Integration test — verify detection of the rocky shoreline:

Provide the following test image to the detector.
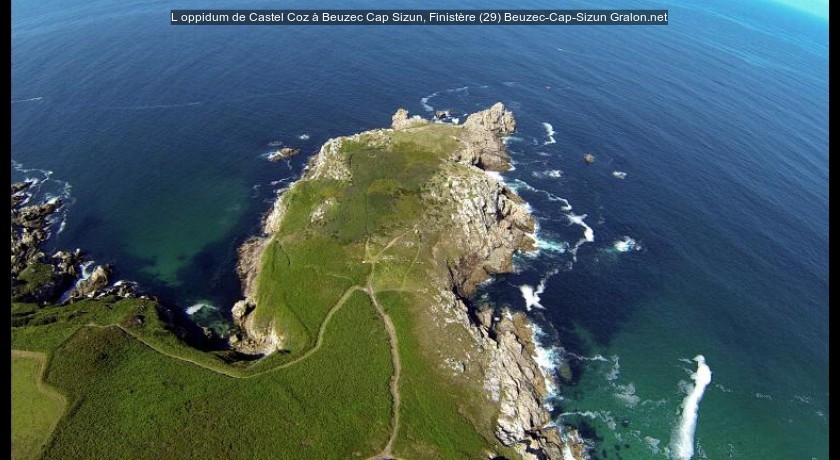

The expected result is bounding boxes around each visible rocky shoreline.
[232,103,587,459]
[11,181,140,304]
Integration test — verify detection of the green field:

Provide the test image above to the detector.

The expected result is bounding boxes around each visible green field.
[12,351,67,460]
[12,121,520,459]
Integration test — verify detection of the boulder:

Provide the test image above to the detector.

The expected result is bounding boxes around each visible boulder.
[268,147,301,162]
[69,264,111,299]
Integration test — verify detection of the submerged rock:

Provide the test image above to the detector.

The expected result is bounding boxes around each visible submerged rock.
[268,147,301,162]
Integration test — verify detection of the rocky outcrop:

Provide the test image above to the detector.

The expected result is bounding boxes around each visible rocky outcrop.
[268,147,301,162]
[11,181,140,304]
[67,264,111,300]
[477,310,587,460]
[430,171,536,298]
[455,102,517,171]
[391,108,426,130]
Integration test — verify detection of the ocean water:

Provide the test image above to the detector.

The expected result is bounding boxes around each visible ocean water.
[12,0,828,458]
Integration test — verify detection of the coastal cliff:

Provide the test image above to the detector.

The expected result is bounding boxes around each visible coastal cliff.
[232,103,586,459]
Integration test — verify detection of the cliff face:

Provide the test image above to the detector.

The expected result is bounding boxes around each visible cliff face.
[232,104,586,459]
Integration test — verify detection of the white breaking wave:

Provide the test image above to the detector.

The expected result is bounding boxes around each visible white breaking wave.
[567,213,595,260]
[79,261,95,280]
[508,179,572,209]
[298,133,310,140]
[613,236,641,252]
[186,302,217,315]
[519,268,559,311]
[567,213,595,243]
[12,161,75,234]
[419,85,473,112]
[536,237,569,254]
[420,96,434,112]
[542,122,556,145]
[520,285,543,310]
[612,171,628,179]
[606,355,621,381]
[531,169,563,180]
[670,355,713,460]
[566,352,610,362]
[528,322,562,401]
[12,96,44,103]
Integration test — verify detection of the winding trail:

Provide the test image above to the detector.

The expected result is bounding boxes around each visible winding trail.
[83,284,365,379]
[365,282,402,460]
[15,232,411,459]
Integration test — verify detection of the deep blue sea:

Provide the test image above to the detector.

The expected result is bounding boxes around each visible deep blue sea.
[12,0,828,458]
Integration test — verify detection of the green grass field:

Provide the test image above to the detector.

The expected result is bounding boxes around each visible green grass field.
[12,351,67,460]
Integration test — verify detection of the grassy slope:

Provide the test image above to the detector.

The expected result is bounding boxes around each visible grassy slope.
[12,352,67,460]
[11,122,518,459]
[13,293,392,459]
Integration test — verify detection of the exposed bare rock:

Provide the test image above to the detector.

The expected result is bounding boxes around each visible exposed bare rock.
[456,102,517,171]
[69,264,111,300]
[268,147,301,162]
[463,102,517,135]
[305,137,352,181]
[232,312,283,356]
[235,237,270,301]
[428,169,536,298]
[391,108,426,130]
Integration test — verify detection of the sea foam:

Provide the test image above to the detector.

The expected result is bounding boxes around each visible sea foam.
[186,302,219,315]
[670,355,712,460]
[542,122,557,145]
[528,322,562,400]
[613,236,641,252]
[519,268,559,311]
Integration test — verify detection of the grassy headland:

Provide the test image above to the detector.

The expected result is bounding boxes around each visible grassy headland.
[12,106,570,459]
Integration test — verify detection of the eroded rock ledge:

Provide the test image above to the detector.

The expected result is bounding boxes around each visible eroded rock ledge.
[232,104,586,459]
[11,181,140,304]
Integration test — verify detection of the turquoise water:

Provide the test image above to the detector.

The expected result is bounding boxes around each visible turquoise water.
[12,0,827,457]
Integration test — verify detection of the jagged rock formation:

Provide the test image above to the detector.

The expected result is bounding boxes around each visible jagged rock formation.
[457,102,517,171]
[67,264,111,300]
[391,107,426,130]
[11,181,139,304]
[268,147,301,162]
